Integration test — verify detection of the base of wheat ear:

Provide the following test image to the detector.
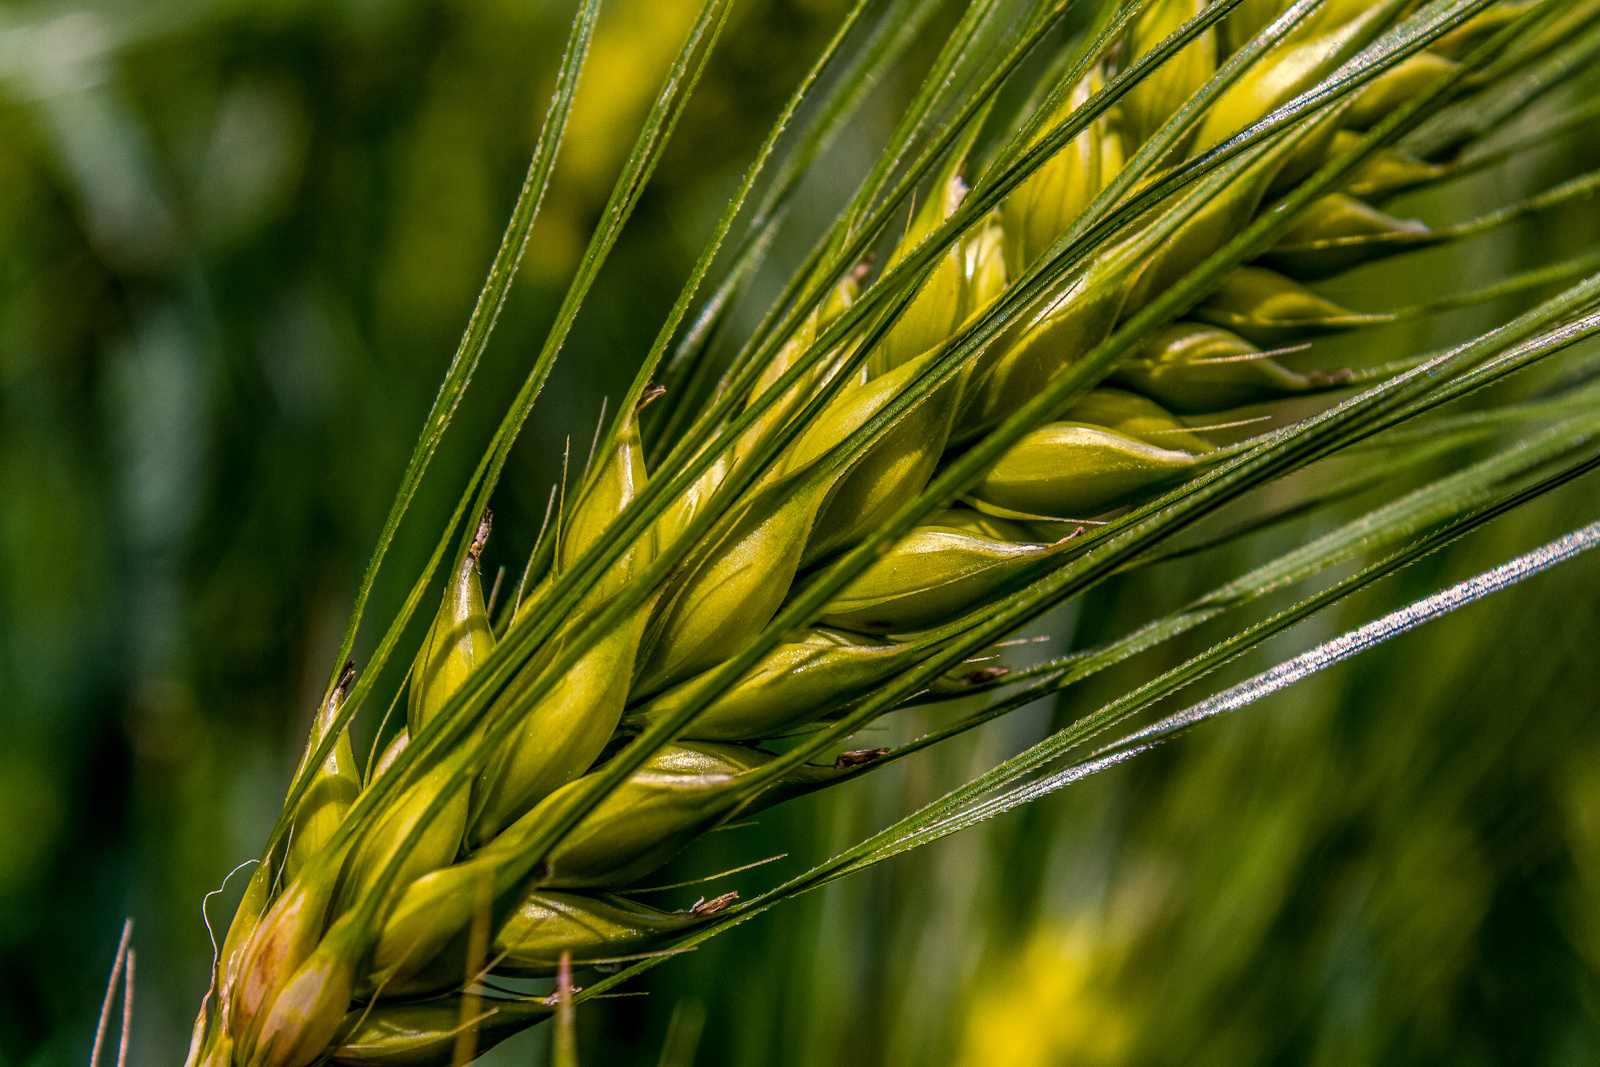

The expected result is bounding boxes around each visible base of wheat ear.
[186,1,1600,1063]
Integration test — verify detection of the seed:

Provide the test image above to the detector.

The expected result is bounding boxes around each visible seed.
[559,412,653,605]
[239,915,361,1067]
[364,864,486,998]
[409,512,495,738]
[873,170,970,376]
[470,414,656,845]
[626,628,906,741]
[468,608,648,847]
[1339,139,1448,201]
[519,742,775,890]
[500,742,852,890]
[1120,0,1216,154]
[1264,193,1430,279]
[1194,265,1386,345]
[283,663,360,885]
[1120,124,1315,318]
[338,515,496,915]
[736,275,862,472]
[337,749,474,918]
[953,264,1127,440]
[798,349,966,564]
[652,449,731,557]
[816,516,1064,634]
[370,729,410,782]
[1111,323,1350,413]
[1058,388,1217,453]
[227,875,339,1058]
[1192,0,1411,152]
[494,889,733,974]
[1000,70,1119,279]
[633,476,819,697]
[214,865,273,1035]
[965,422,1206,521]
[370,885,728,999]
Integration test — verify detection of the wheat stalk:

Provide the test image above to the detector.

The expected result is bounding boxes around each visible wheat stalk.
[177,0,1600,1063]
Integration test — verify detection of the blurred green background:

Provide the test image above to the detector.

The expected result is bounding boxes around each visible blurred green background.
[4,0,1600,1064]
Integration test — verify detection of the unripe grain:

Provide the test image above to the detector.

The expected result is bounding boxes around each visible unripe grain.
[1265,193,1430,279]
[1195,265,1386,344]
[284,664,360,885]
[816,513,1064,634]
[471,414,655,845]
[966,422,1206,520]
[626,628,906,741]
[1111,323,1351,413]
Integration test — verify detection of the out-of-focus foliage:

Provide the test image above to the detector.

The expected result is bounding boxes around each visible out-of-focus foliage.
[7,1,1600,1065]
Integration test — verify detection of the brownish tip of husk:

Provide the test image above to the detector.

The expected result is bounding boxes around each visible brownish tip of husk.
[469,509,494,562]
[691,891,738,917]
[637,383,667,411]
[961,666,1010,687]
[334,661,356,702]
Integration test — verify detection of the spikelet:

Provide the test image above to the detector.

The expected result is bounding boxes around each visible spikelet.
[965,389,1214,520]
[283,664,360,884]
[799,165,993,562]
[514,742,796,890]
[470,411,655,846]
[364,744,862,998]
[369,888,734,998]
[734,270,862,473]
[965,422,1206,520]
[1111,323,1353,413]
[1343,53,1460,129]
[338,512,496,916]
[1264,193,1430,279]
[872,168,971,376]
[791,348,966,563]
[1195,265,1389,344]
[632,475,819,696]
[626,628,902,741]
[1120,0,1216,154]
[1000,70,1121,278]
[408,512,495,737]
[227,875,340,1062]
[952,256,1129,440]
[816,510,1065,634]
[241,914,362,1067]
[1192,0,1412,152]
[558,408,654,604]
[1058,388,1217,453]
[1339,139,1449,200]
